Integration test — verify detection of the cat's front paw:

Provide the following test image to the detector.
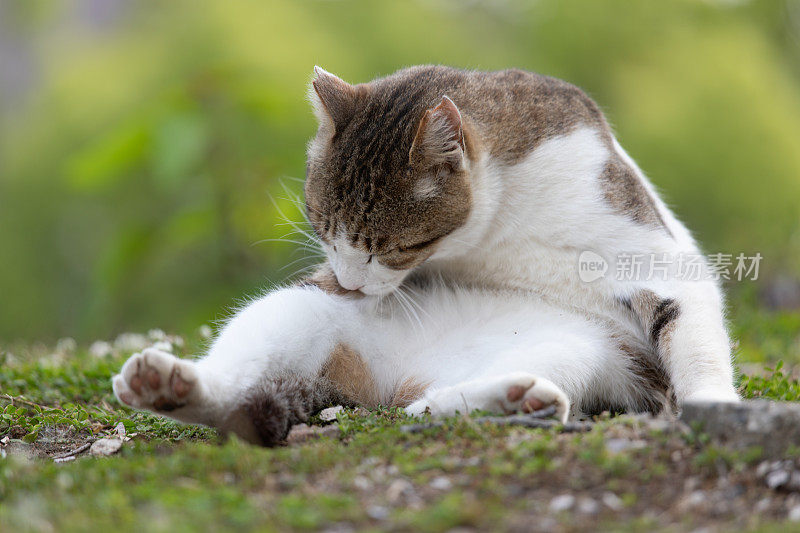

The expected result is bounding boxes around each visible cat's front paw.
[503,375,570,423]
[112,348,198,412]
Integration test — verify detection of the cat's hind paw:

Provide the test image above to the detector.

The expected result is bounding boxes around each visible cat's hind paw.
[502,374,570,423]
[112,348,198,412]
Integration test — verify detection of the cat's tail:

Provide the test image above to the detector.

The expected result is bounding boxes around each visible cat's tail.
[240,373,349,446]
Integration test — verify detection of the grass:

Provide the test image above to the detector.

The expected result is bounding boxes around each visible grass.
[2,303,800,531]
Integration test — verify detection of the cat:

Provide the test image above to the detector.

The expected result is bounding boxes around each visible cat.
[112,66,738,446]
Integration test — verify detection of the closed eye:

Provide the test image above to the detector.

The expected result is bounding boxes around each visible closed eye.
[398,236,441,253]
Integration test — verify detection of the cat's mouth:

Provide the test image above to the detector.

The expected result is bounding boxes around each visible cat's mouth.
[359,282,401,297]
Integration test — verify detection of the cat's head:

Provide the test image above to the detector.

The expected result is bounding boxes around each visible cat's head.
[304,67,472,296]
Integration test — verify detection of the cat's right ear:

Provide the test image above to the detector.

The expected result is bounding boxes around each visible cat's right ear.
[409,95,465,172]
[309,66,358,133]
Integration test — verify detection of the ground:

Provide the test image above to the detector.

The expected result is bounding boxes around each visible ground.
[2,297,800,532]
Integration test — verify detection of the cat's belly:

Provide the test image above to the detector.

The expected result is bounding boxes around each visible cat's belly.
[348,281,650,410]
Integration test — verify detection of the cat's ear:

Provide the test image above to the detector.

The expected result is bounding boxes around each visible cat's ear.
[409,95,465,171]
[309,66,357,133]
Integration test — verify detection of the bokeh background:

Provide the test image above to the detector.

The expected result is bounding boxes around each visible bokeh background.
[1,0,799,344]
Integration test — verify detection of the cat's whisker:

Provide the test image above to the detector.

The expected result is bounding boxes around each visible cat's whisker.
[280,253,323,272]
[287,261,323,281]
[401,288,427,331]
[400,285,431,321]
[394,288,424,335]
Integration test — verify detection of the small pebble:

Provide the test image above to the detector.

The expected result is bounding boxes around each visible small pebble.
[90,438,123,456]
[151,341,173,353]
[605,438,646,454]
[366,505,389,521]
[386,479,414,503]
[577,497,600,515]
[684,491,707,508]
[319,406,344,422]
[755,497,772,513]
[286,424,340,444]
[148,329,166,341]
[89,341,113,358]
[429,476,452,491]
[353,476,371,491]
[549,494,575,512]
[56,338,77,353]
[114,333,149,352]
[766,469,790,490]
[602,492,623,511]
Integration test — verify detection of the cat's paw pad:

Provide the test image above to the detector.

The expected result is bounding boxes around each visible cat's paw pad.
[503,376,570,423]
[112,348,197,412]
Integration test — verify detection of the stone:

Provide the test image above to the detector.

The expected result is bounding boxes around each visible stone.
[366,505,389,521]
[766,469,790,490]
[549,494,575,512]
[4,441,34,459]
[90,438,123,456]
[680,400,800,458]
[89,341,113,358]
[602,492,624,511]
[605,438,646,454]
[386,479,414,503]
[319,406,344,422]
[286,424,340,444]
[429,476,453,491]
[353,476,371,491]
[577,497,600,515]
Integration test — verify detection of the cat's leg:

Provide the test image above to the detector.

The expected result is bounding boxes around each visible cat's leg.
[405,373,570,423]
[112,285,358,444]
[626,280,738,404]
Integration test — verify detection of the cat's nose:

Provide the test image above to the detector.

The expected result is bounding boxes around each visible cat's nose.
[337,278,364,291]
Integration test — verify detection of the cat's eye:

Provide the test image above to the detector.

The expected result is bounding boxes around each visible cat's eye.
[333,245,337,252]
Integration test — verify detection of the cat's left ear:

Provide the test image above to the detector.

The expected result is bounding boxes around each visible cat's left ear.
[409,95,465,171]
[309,66,358,133]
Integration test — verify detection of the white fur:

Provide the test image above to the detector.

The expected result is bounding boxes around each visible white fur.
[113,124,738,441]
[425,127,737,402]
[114,282,655,437]
[325,126,736,401]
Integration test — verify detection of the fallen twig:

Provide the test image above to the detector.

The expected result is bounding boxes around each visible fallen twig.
[51,442,92,460]
[0,393,56,411]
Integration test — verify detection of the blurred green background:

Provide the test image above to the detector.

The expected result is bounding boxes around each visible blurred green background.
[1,0,799,343]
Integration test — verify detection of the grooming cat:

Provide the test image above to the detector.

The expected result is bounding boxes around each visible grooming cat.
[112,66,738,445]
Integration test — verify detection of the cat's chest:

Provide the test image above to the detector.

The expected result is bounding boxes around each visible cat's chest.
[423,242,611,314]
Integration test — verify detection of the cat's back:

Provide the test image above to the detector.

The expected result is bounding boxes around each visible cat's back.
[368,65,610,163]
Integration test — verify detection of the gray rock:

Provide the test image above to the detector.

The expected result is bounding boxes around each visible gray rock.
[3,441,35,459]
[386,479,414,503]
[549,494,575,512]
[429,476,453,491]
[602,492,624,511]
[767,469,790,490]
[90,438,122,456]
[319,405,344,422]
[286,423,340,444]
[680,400,800,458]
[605,438,647,454]
[366,505,389,521]
[577,497,600,515]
